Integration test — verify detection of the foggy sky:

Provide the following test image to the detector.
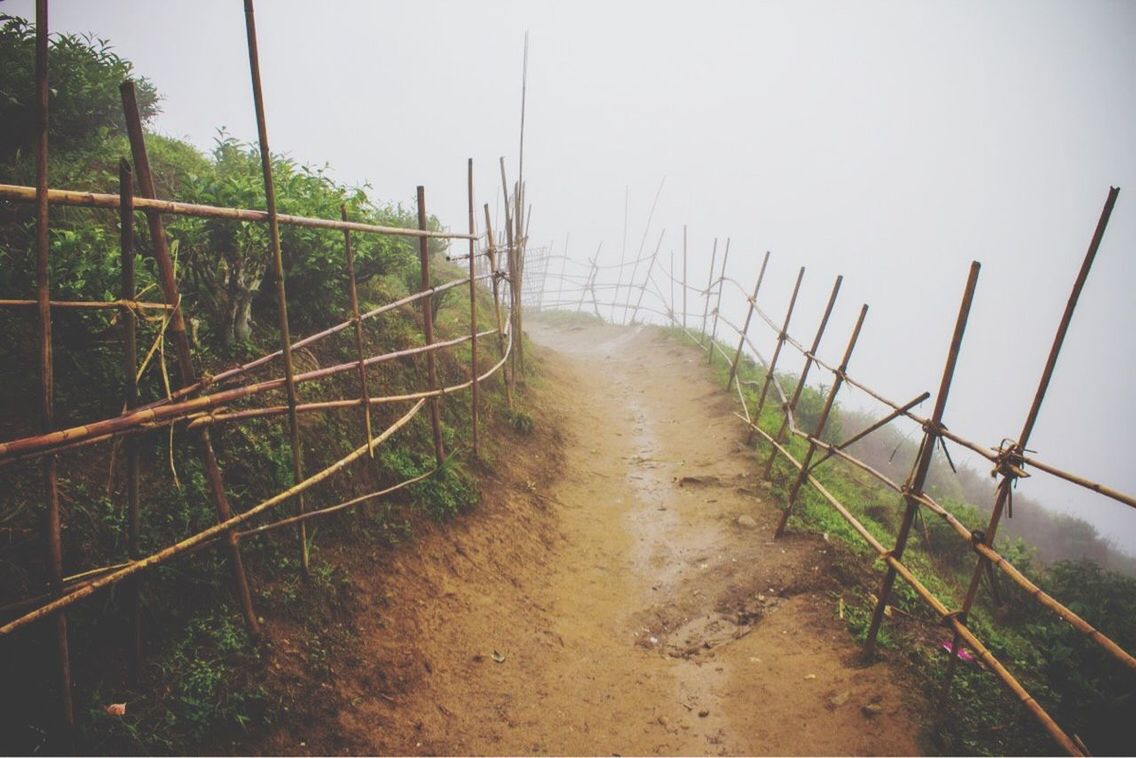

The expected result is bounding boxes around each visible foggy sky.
[7,0,1135,554]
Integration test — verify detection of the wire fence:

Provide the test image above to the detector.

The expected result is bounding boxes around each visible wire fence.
[0,0,532,738]
[533,200,1131,755]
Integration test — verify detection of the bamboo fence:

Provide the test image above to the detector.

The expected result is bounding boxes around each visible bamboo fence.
[0,0,532,739]
[534,190,1131,756]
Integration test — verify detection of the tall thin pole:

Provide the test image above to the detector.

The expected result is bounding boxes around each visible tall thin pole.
[35,0,75,732]
[748,267,805,443]
[699,238,718,343]
[623,177,666,324]
[726,252,771,391]
[682,225,688,328]
[630,229,666,325]
[244,0,308,574]
[614,185,629,321]
[120,81,259,637]
[418,186,446,466]
[482,204,512,408]
[556,232,569,310]
[707,238,731,363]
[468,159,479,458]
[341,206,373,457]
[863,262,980,658]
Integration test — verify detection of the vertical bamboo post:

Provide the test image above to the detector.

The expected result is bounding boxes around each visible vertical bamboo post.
[417,186,446,466]
[556,233,569,311]
[863,262,981,659]
[120,81,259,637]
[707,238,731,364]
[669,249,676,323]
[587,254,603,318]
[726,251,771,391]
[748,266,805,444]
[773,304,868,539]
[35,0,75,732]
[623,177,666,325]
[682,225,688,328]
[498,159,519,378]
[482,204,512,408]
[614,185,629,322]
[244,0,309,574]
[699,239,718,344]
[119,159,143,681]
[763,275,842,479]
[943,187,1120,691]
[629,229,666,325]
[340,205,373,457]
[467,159,479,458]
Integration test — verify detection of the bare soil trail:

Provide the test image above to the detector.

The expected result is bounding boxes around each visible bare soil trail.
[262,319,925,755]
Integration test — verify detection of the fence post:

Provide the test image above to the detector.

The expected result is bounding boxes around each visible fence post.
[118,159,144,682]
[629,229,666,325]
[707,238,730,364]
[417,186,446,467]
[699,238,718,344]
[120,81,260,638]
[467,159,479,458]
[763,275,842,479]
[34,1,75,733]
[774,304,867,539]
[244,0,310,574]
[614,185,628,322]
[726,251,771,391]
[340,206,373,457]
[682,225,688,329]
[943,187,1120,691]
[481,204,512,409]
[863,262,980,659]
[556,233,569,312]
[747,267,805,444]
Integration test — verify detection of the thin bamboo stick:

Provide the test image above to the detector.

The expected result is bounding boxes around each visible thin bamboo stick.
[244,0,308,574]
[614,185,628,322]
[726,251,771,391]
[864,261,980,659]
[774,304,867,538]
[629,230,666,324]
[417,186,446,466]
[682,225,687,328]
[34,0,75,732]
[120,80,259,636]
[341,205,373,458]
[0,299,173,311]
[482,204,512,408]
[762,275,842,478]
[468,159,479,458]
[749,267,805,444]
[699,239,718,344]
[0,183,476,240]
[706,238,730,363]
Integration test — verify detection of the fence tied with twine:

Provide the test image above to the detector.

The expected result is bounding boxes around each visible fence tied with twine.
[534,198,1131,755]
[0,0,534,740]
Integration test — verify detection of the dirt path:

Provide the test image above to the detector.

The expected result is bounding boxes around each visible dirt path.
[270,320,925,755]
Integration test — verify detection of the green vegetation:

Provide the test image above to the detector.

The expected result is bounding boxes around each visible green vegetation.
[0,17,532,754]
[668,327,1136,756]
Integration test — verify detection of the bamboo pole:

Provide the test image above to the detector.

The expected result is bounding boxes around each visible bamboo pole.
[629,229,666,324]
[748,266,805,444]
[726,251,771,391]
[774,304,867,539]
[762,275,842,478]
[34,0,75,732]
[0,299,172,310]
[417,186,446,466]
[120,80,259,637]
[498,159,519,379]
[576,249,599,314]
[944,187,1120,692]
[669,249,675,321]
[623,177,666,324]
[614,185,629,322]
[864,261,980,659]
[341,206,373,458]
[556,233,569,311]
[482,204,512,408]
[0,183,475,240]
[244,0,309,574]
[468,159,479,458]
[706,238,730,363]
[118,159,143,681]
[682,225,688,328]
[699,239,718,344]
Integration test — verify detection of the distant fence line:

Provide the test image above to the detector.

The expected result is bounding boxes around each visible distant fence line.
[534,193,1130,755]
[0,0,532,740]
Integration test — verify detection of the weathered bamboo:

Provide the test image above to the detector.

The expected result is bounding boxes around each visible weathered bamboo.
[808,392,930,472]
[864,262,980,659]
[748,266,805,444]
[120,80,259,636]
[774,304,867,539]
[0,298,172,311]
[669,249,676,321]
[244,0,309,574]
[499,158,519,380]
[468,159,479,458]
[0,400,428,636]
[482,204,512,408]
[0,183,475,240]
[944,187,1120,692]
[699,239,718,344]
[34,0,75,731]
[762,275,842,478]
[417,186,446,466]
[706,238,730,364]
[623,177,666,324]
[629,230,666,324]
[341,205,373,458]
[576,250,600,314]
[614,185,629,322]
[118,159,143,681]
[682,225,688,328]
[726,251,771,391]
[556,233,569,312]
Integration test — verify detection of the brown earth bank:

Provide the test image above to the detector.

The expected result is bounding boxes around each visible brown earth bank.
[252,318,928,756]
